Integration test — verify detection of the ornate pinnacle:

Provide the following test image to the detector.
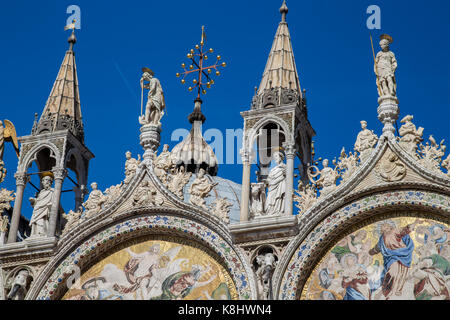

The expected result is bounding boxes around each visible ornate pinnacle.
[280,0,289,22]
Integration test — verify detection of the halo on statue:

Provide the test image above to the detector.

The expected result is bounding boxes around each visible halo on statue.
[142,67,154,76]
[39,171,54,179]
[380,34,393,44]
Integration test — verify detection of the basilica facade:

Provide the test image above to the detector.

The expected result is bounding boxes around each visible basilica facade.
[0,1,449,301]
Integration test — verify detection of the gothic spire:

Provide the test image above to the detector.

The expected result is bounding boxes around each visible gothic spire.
[253,0,303,109]
[34,30,84,142]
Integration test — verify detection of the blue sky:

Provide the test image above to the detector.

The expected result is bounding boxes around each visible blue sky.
[1,0,449,219]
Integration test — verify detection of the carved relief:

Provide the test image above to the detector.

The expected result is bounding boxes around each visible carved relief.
[189,168,217,209]
[132,180,157,207]
[211,198,232,224]
[167,164,192,200]
[375,151,406,182]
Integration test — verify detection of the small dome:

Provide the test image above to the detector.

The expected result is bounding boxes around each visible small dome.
[183,173,241,223]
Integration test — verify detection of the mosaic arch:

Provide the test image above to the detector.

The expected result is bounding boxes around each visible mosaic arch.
[277,190,450,300]
[63,236,238,300]
[34,215,253,300]
[301,216,450,300]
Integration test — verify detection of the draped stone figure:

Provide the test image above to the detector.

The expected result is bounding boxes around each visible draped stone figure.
[124,151,141,184]
[139,68,166,126]
[168,164,192,200]
[29,175,55,238]
[354,121,378,162]
[315,159,339,196]
[83,182,107,217]
[189,168,217,209]
[399,115,424,157]
[7,270,31,300]
[375,35,398,97]
[265,152,286,215]
[154,144,173,185]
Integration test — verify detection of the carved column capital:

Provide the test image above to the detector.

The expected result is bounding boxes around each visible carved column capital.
[52,167,68,180]
[283,143,296,159]
[14,172,28,186]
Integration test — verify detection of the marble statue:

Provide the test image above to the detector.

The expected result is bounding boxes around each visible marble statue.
[139,68,166,126]
[189,168,217,209]
[255,253,277,300]
[374,34,397,97]
[354,121,378,162]
[7,270,30,300]
[265,152,286,215]
[0,214,9,245]
[29,174,55,238]
[154,144,173,185]
[124,151,141,184]
[399,115,424,157]
[250,182,266,217]
[336,148,359,183]
[314,159,339,196]
[103,183,124,208]
[376,152,407,182]
[168,164,192,200]
[83,182,107,218]
[132,180,157,207]
[211,198,232,224]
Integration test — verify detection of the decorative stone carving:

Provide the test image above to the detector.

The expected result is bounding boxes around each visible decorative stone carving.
[335,148,359,183]
[62,209,82,234]
[442,154,450,177]
[189,168,217,209]
[211,198,232,224]
[294,181,317,215]
[399,115,423,157]
[374,34,397,98]
[309,159,339,197]
[265,151,286,215]
[0,188,14,212]
[83,182,107,218]
[29,174,55,238]
[375,151,407,182]
[418,136,447,174]
[255,253,277,300]
[139,68,165,126]
[0,160,6,184]
[7,269,32,300]
[0,214,9,245]
[250,182,266,218]
[103,183,123,208]
[124,151,141,185]
[153,144,173,185]
[168,164,192,200]
[0,119,20,163]
[354,121,378,162]
[132,180,157,207]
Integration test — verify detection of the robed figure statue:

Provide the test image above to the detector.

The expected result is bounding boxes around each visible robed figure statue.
[265,152,286,215]
[29,174,55,237]
[139,68,166,126]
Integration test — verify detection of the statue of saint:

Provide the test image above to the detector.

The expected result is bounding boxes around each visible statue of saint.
[154,144,173,184]
[315,159,339,196]
[265,152,286,215]
[375,34,397,97]
[139,68,166,126]
[399,115,424,156]
[83,182,106,217]
[29,174,55,238]
[189,168,217,209]
[250,182,266,217]
[124,151,141,184]
[354,121,378,161]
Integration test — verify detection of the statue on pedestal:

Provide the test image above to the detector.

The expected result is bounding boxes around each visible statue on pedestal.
[265,152,286,215]
[399,115,423,157]
[124,151,141,184]
[83,182,106,218]
[354,121,378,162]
[29,173,55,238]
[374,34,397,98]
[189,168,217,209]
[139,68,166,126]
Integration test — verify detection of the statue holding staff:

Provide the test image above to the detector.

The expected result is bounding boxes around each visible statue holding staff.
[373,34,398,98]
[139,68,166,126]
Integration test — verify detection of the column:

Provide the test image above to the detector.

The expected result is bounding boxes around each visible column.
[284,143,296,216]
[7,173,27,243]
[239,149,251,222]
[47,167,67,237]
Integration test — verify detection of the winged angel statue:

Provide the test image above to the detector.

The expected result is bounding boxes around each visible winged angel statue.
[0,119,20,183]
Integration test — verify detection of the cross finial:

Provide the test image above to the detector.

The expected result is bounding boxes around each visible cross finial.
[280,0,288,22]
